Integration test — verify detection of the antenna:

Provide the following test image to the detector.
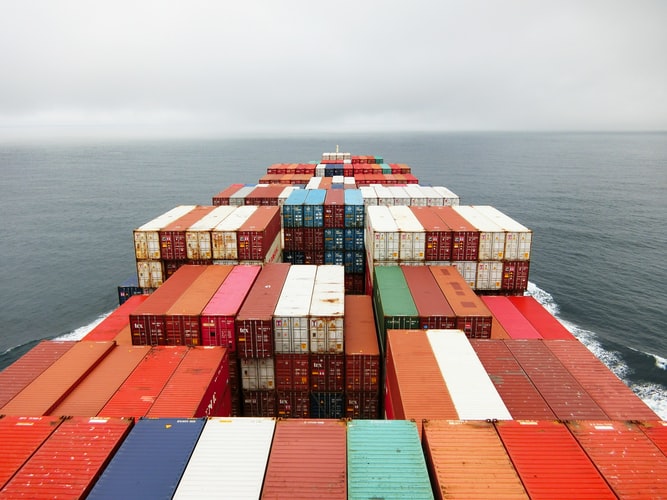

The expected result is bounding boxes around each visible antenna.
[336,144,339,153]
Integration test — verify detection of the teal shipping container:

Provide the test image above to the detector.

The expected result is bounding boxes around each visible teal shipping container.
[372,266,419,353]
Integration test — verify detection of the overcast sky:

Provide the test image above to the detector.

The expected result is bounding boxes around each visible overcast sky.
[1,0,665,139]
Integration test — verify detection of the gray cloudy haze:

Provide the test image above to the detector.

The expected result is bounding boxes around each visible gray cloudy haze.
[1,0,666,139]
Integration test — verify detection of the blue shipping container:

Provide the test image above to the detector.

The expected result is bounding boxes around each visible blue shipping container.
[304,190,326,228]
[283,190,308,228]
[344,190,365,228]
[324,228,345,251]
[310,392,344,418]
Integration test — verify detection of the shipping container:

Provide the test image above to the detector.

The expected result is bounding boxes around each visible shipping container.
[262,419,347,499]
[0,416,63,490]
[422,420,528,500]
[309,391,344,419]
[344,391,380,419]
[470,339,557,420]
[506,296,576,339]
[389,205,425,261]
[50,345,150,417]
[481,296,542,339]
[303,189,326,228]
[309,265,345,354]
[426,329,512,420]
[237,206,281,261]
[84,295,149,342]
[273,265,317,354]
[403,184,427,206]
[474,260,504,290]
[229,185,257,205]
[409,206,452,261]
[433,186,459,205]
[501,260,530,292]
[310,353,345,392]
[276,390,310,418]
[133,205,195,260]
[117,275,146,305]
[244,184,287,205]
[243,390,277,417]
[98,346,188,418]
[159,205,216,261]
[324,189,345,228]
[401,265,456,329]
[173,418,275,499]
[365,205,400,262]
[200,264,261,348]
[495,420,616,499]
[433,206,479,260]
[136,259,165,288]
[1,341,115,416]
[638,420,667,455]
[147,347,230,418]
[373,266,419,352]
[453,205,506,260]
[184,205,236,260]
[87,418,205,500]
[347,420,433,500]
[0,340,75,408]
[211,205,257,260]
[282,189,309,228]
[2,417,132,500]
[235,263,290,358]
[211,183,244,205]
[419,186,446,206]
[344,189,365,228]
[474,205,532,260]
[241,357,275,390]
[566,420,667,498]
[344,295,380,392]
[274,353,310,391]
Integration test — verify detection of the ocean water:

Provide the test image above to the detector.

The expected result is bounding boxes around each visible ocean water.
[1,132,665,418]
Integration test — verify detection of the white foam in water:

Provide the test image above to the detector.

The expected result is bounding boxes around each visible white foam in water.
[54,311,113,342]
[527,282,667,420]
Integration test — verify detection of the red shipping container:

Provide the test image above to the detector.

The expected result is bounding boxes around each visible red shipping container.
[432,206,479,261]
[228,356,241,416]
[165,265,233,346]
[402,265,456,329]
[345,391,380,419]
[409,206,453,261]
[304,227,325,252]
[0,340,75,408]
[274,353,310,391]
[501,260,530,292]
[504,339,609,420]
[0,341,115,416]
[98,346,188,418]
[235,263,290,358]
[159,205,217,260]
[324,189,345,228]
[0,416,63,490]
[50,345,150,417]
[83,295,149,342]
[470,339,556,420]
[244,184,285,206]
[276,390,310,418]
[242,390,277,417]
[212,183,244,205]
[130,265,208,345]
[480,296,542,339]
[344,295,380,392]
[507,296,576,339]
[545,339,659,420]
[147,346,230,418]
[495,420,616,499]
[283,226,304,251]
[567,420,667,498]
[638,421,667,455]
[200,265,261,348]
[237,206,281,261]
[261,419,347,499]
[309,353,345,392]
[0,416,133,499]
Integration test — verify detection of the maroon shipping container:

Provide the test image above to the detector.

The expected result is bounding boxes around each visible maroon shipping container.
[0,341,115,416]
[228,356,241,416]
[159,205,217,260]
[261,419,347,499]
[147,346,230,418]
[309,354,345,392]
[495,420,616,499]
[212,183,244,205]
[409,206,453,261]
[0,416,63,490]
[432,206,479,261]
[304,227,324,252]
[401,265,456,329]
[200,265,261,349]
[235,263,290,358]
[344,295,380,392]
[324,189,345,228]
[470,339,557,420]
[567,420,667,498]
[345,391,380,419]
[165,265,233,346]
[0,340,75,408]
[83,295,149,342]
[274,353,310,391]
[276,390,310,418]
[504,340,609,420]
[507,296,576,339]
[244,184,285,206]
[0,416,133,499]
[480,296,542,339]
[501,260,530,292]
[545,339,659,420]
[242,390,277,417]
[130,265,208,345]
[237,206,281,261]
[283,226,304,251]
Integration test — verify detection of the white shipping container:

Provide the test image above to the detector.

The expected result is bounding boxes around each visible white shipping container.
[211,205,257,260]
[344,176,356,188]
[388,205,425,261]
[433,186,460,206]
[185,205,236,260]
[365,205,400,261]
[475,261,504,290]
[315,164,326,177]
[274,265,317,354]
[359,186,378,206]
[133,205,195,260]
[241,358,275,390]
[372,184,393,206]
[473,205,533,260]
[453,205,506,260]
[403,185,427,206]
[136,260,164,288]
[419,186,445,206]
[388,186,411,206]
[309,266,345,354]
[451,261,478,288]
[173,418,275,499]
[332,175,344,185]
[229,185,256,206]
[305,177,321,190]
[426,329,511,420]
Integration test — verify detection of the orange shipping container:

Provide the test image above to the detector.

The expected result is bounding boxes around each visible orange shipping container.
[344,295,380,392]
[84,294,149,342]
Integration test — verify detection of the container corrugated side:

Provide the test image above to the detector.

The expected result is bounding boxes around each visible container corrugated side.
[388,186,411,206]
[474,205,532,260]
[433,186,459,205]
[211,205,257,260]
[237,206,281,261]
[401,265,456,329]
[495,420,616,499]
[403,184,427,206]
[347,420,433,500]
[453,205,506,260]
[50,345,150,417]
[173,418,275,499]
[0,341,115,416]
[133,205,195,260]
[262,419,347,499]
[422,420,528,500]
[184,205,236,260]
[344,295,380,392]
[309,265,345,353]
[2,417,133,500]
[365,205,399,262]
[426,329,511,420]
[88,418,205,500]
[389,205,425,261]
[0,340,75,408]
[0,416,63,490]
[419,186,445,206]
[373,266,419,353]
[638,421,667,455]
[507,296,575,339]
[84,295,149,342]
[481,296,542,339]
[273,265,317,354]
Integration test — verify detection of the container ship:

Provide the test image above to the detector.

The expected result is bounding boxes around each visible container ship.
[1,151,666,498]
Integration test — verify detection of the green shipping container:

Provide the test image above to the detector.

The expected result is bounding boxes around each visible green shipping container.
[372,266,419,353]
[347,419,434,499]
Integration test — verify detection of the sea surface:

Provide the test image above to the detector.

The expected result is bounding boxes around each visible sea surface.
[1,132,665,418]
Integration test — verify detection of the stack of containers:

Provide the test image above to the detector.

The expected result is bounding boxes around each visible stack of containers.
[282,189,308,263]
[364,205,399,291]
[302,189,326,265]
[211,205,257,264]
[236,206,282,264]
[343,189,366,293]
[389,205,425,264]
[432,206,480,286]
[184,206,237,262]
